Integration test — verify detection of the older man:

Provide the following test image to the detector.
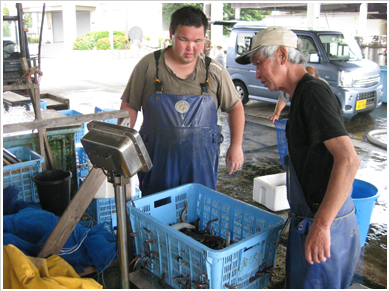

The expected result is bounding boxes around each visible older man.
[236,26,361,289]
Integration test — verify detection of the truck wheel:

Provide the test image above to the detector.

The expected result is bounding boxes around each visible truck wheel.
[234,80,249,105]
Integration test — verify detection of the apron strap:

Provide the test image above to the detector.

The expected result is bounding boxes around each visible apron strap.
[200,56,211,94]
[154,49,163,94]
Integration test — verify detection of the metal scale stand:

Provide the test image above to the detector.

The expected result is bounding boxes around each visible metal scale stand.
[81,121,152,289]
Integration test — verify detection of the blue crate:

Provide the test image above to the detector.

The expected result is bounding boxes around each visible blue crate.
[75,146,89,188]
[94,106,117,124]
[86,188,142,234]
[86,198,117,234]
[27,98,47,110]
[58,109,86,143]
[3,146,45,202]
[127,183,285,289]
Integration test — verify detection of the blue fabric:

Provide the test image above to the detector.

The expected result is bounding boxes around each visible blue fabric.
[3,186,42,215]
[3,187,117,273]
[138,93,222,196]
[285,158,361,289]
[274,119,288,169]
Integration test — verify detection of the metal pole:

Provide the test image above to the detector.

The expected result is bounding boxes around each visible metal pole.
[114,174,130,289]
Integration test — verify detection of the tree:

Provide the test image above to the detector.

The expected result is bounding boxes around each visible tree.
[3,7,11,37]
[24,12,32,28]
[222,3,271,36]
[162,3,203,24]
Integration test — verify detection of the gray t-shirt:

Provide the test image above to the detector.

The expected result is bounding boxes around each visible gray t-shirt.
[121,48,240,112]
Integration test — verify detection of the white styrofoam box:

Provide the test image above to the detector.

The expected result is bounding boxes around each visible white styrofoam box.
[94,175,139,199]
[253,172,290,211]
[94,179,115,199]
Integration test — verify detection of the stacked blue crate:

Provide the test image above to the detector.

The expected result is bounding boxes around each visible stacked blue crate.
[3,146,45,202]
[94,106,118,124]
[87,188,142,234]
[58,109,86,144]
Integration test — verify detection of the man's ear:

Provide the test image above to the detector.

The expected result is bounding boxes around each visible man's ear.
[278,46,288,65]
[169,27,173,39]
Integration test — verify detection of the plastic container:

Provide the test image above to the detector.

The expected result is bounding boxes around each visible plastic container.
[127,183,285,289]
[94,179,115,199]
[33,170,72,217]
[274,119,288,169]
[86,198,117,234]
[3,146,45,202]
[351,179,380,247]
[58,109,86,143]
[27,99,47,111]
[253,173,290,211]
[75,146,89,189]
[94,106,117,124]
[87,188,142,234]
[3,127,79,198]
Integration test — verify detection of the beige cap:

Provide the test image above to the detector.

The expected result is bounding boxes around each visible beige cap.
[235,26,299,65]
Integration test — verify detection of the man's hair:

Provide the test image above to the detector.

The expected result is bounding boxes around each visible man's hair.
[170,6,208,36]
[251,45,307,67]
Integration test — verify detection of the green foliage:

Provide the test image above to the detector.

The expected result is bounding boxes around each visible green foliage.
[96,37,111,50]
[113,36,129,50]
[222,3,270,37]
[114,30,125,36]
[73,35,95,50]
[24,12,32,28]
[3,7,10,36]
[28,37,40,43]
[72,30,129,50]
[162,3,203,24]
[86,31,109,43]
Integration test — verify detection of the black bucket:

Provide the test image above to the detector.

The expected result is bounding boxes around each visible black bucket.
[33,170,72,217]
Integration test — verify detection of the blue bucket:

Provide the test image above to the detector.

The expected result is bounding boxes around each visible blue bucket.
[351,179,380,247]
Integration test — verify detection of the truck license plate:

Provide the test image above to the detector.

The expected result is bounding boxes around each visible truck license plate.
[356,100,367,110]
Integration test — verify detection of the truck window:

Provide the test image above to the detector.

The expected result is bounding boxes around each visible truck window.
[3,20,21,59]
[297,35,319,63]
[236,32,256,55]
[319,34,363,61]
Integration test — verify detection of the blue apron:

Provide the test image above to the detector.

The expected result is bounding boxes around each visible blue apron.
[138,51,223,196]
[285,156,361,289]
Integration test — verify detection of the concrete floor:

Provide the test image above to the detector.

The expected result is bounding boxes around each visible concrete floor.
[25,43,388,289]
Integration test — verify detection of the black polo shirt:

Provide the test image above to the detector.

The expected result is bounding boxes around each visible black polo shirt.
[286,73,347,212]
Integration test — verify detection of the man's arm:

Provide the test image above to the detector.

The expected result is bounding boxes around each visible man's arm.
[268,100,287,123]
[226,101,245,174]
[119,100,138,129]
[304,135,360,264]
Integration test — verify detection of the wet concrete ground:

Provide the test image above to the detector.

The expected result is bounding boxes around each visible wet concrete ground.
[19,43,388,288]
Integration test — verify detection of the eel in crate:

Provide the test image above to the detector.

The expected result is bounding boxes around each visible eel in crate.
[170,201,235,250]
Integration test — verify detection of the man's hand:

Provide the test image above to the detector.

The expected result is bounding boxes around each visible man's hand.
[226,144,243,174]
[268,113,280,123]
[305,222,331,264]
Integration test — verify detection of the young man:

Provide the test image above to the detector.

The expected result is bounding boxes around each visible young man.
[236,26,361,289]
[120,6,244,196]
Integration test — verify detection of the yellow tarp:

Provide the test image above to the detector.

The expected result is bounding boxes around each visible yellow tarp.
[3,244,103,289]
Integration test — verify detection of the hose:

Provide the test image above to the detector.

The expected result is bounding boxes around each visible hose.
[367,129,387,150]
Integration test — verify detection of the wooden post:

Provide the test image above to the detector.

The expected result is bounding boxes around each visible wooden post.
[20,57,55,170]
